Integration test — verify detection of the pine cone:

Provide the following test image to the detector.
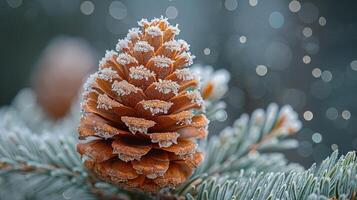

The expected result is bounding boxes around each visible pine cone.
[77,17,208,192]
[34,37,96,119]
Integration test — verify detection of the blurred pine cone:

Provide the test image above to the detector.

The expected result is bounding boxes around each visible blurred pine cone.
[34,37,96,119]
[77,17,208,192]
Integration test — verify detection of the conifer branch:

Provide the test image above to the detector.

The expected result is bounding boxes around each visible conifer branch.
[185,151,357,200]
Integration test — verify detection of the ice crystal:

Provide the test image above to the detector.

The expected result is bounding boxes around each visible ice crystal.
[129,66,155,80]
[116,53,137,66]
[175,68,195,81]
[121,116,156,134]
[99,50,118,67]
[96,94,113,110]
[141,100,173,115]
[112,80,139,96]
[151,55,173,68]
[116,39,130,52]
[154,79,180,95]
[134,41,154,53]
[97,68,120,82]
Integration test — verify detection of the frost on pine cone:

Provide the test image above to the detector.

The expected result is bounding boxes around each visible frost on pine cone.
[77,17,208,192]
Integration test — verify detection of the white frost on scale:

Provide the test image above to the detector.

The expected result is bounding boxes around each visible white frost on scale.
[177,39,190,51]
[112,80,139,96]
[152,55,173,68]
[127,28,142,40]
[129,65,155,80]
[167,24,180,35]
[138,18,149,27]
[134,41,154,53]
[97,68,120,82]
[83,73,99,92]
[116,53,137,66]
[175,68,195,81]
[187,90,204,106]
[96,94,113,111]
[121,116,156,135]
[116,38,130,52]
[175,112,194,125]
[154,79,179,95]
[178,52,195,66]
[141,100,173,115]
[99,50,118,68]
[146,26,163,37]
[94,126,113,139]
[163,40,181,52]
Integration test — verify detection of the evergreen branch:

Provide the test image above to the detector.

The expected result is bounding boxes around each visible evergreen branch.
[195,103,302,175]
[0,118,131,200]
[185,150,357,200]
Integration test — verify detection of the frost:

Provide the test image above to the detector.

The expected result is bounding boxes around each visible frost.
[116,153,139,162]
[133,41,154,53]
[97,68,120,82]
[116,53,137,66]
[146,26,163,37]
[99,50,118,67]
[83,73,98,92]
[175,111,194,125]
[151,55,173,68]
[96,94,113,110]
[179,52,195,66]
[175,68,195,81]
[168,24,180,35]
[154,79,179,95]
[116,38,130,52]
[187,90,204,106]
[138,18,149,27]
[121,116,156,134]
[94,127,113,139]
[127,28,142,40]
[177,39,190,51]
[129,66,155,80]
[112,80,139,96]
[140,100,173,115]
[163,40,181,52]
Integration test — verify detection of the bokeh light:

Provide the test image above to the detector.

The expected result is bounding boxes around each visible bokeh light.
[109,1,127,20]
[342,110,351,120]
[303,55,311,64]
[80,1,95,15]
[269,11,284,29]
[312,68,321,78]
[165,6,178,19]
[351,60,357,71]
[326,107,338,120]
[256,65,267,76]
[203,48,211,55]
[6,0,22,8]
[321,70,332,82]
[312,132,322,143]
[224,0,238,11]
[302,27,312,37]
[289,0,301,13]
[303,111,313,121]
[239,36,247,44]
[318,16,327,26]
[249,0,258,7]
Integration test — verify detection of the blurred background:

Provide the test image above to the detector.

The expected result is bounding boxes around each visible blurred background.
[1,0,356,167]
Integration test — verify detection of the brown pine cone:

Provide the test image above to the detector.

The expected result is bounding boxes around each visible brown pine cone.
[77,17,208,192]
[34,37,96,119]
